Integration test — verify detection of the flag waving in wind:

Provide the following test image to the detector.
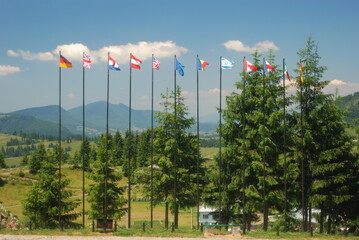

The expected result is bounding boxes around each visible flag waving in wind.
[263,58,275,72]
[284,59,291,81]
[108,56,121,71]
[176,58,185,76]
[244,59,257,72]
[221,57,234,69]
[83,53,91,69]
[152,56,160,70]
[299,59,304,83]
[59,54,72,68]
[131,54,142,69]
[197,58,209,71]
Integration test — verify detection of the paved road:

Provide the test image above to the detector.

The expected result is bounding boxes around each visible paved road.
[0,235,261,240]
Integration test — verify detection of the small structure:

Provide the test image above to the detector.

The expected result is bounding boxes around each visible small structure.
[199,205,217,225]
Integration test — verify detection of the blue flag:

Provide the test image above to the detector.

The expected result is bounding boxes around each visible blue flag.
[176,59,185,76]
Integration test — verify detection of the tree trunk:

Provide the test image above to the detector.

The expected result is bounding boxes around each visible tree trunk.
[327,215,332,234]
[174,203,179,229]
[165,198,169,229]
[263,202,268,231]
[319,207,324,233]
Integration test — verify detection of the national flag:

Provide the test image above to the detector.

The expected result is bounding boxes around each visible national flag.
[221,57,234,69]
[284,59,291,81]
[59,55,72,68]
[197,58,209,71]
[108,56,120,71]
[83,52,91,69]
[263,58,275,72]
[131,54,142,69]
[299,59,304,83]
[175,59,185,76]
[244,59,257,72]
[152,56,160,70]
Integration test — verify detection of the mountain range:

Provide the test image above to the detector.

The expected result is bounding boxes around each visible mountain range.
[2,91,356,138]
[0,101,218,137]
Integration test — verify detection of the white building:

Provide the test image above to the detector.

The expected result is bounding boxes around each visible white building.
[199,205,217,225]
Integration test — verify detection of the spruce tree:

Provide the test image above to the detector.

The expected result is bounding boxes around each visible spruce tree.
[22,146,80,229]
[87,134,127,222]
[135,87,204,228]
[0,152,6,168]
[294,37,359,233]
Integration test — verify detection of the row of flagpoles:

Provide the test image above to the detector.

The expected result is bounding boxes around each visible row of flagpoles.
[58,51,295,230]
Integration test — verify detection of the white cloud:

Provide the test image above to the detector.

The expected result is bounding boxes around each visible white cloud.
[222,40,279,53]
[0,65,21,76]
[8,41,188,64]
[7,49,54,61]
[93,40,188,63]
[53,43,90,62]
[67,93,76,99]
[329,79,346,85]
[324,79,359,96]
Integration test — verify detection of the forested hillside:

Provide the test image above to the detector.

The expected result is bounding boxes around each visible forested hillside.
[335,91,359,124]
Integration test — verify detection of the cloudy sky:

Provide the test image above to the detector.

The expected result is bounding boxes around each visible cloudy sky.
[1,0,358,118]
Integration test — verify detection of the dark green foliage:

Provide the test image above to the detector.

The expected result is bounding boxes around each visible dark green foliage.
[28,144,48,174]
[335,91,359,125]
[0,114,72,137]
[87,134,127,220]
[293,37,359,233]
[135,87,205,227]
[70,138,92,171]
[0,152,6,168]
[22,147,80,229]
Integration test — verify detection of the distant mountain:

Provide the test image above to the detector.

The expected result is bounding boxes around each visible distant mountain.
[0,114,72,137]
[335,91,359,125]
[9,102,162,136]
[11,105,81,133]
[5,101,220,136]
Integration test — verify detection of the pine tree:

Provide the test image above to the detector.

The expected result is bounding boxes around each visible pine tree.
[22,146,80,229]
[87,134,127,221]
[135,87,204,228]
[0,152,6,168]
[294,37,358,232]
[28,143,47,174]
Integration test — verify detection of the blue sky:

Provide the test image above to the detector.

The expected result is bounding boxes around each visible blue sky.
[1,0,358,118]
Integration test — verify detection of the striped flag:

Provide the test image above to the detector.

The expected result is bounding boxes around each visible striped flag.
[221,57,234,69]
[131,54,142,69]
[108,56,121,71]
[197,58,209,71]
[284,59,291,81]
[152,56,160,70]
[83,53,91,69]
[263,58,275,72]
[59,55,72,68]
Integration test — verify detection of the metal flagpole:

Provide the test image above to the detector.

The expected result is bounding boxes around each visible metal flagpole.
[300,59,305,231]
[242,57,246,235]
[173,55,178,228]
[262,58,267,231]
[150,54,154,228]
[219,56,223,224]
[104,52,110,233]
[283,58,288,231]
[196,55,200,229]
[127,53,132,229]
[82,52,86,229]
[58,51,62,230]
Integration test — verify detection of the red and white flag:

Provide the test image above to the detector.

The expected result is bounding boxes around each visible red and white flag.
[244,59,257,72]
[152,56,160,70]
[131,54,142,69]
[83,52,91,69]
